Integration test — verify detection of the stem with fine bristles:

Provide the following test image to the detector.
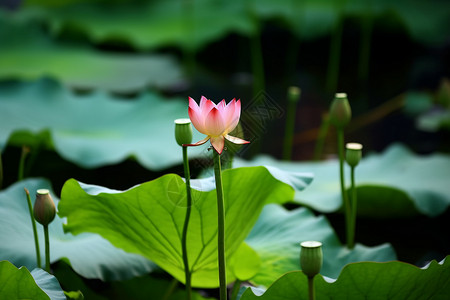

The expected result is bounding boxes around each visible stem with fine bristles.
[181,146,192,300]
[213,151,227,300]
[337,129,351,248]
[44,225,50,273]
[25,188,41,268]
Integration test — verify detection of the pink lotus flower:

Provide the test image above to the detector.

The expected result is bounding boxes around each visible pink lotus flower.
[184,96,249,154]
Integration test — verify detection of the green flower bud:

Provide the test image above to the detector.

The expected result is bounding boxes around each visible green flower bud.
[288,86,301,103]
[34,189,56,226]
[329,93,351,128]
[300,241,323,278]
[174,119,193,146]
[346,143,363,167]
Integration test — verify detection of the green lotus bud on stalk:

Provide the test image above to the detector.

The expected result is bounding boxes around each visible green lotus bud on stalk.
[288,86,301,103]
[346,143,363,167]
[34,189,56,226]
[174,118,193,146]
[329,93,351,128]
[300,241,323,278]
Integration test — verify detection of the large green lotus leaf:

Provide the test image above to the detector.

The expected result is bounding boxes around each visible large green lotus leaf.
[240,256,450,299]
[0,78,205,170]
[0,178,155,281]
[21,0,255,51]
[234,144,450,217]
[250,0,450,44]
[245,204,396,287]
[249,0,339,40]
[58,166,307,288]
[0,14,183,93]
[0,260,64,300]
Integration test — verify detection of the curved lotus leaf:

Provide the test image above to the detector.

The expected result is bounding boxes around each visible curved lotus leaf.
[245,204,396,287]
[253,0,450,45]
[234,144,450,217]
[0,14,183,93]
[21,0,255,51]
[0,260,64,300]
[58,166,310,288]
[0,78,206,170]
[0,178,155,281]
[240,256,450,299]
[30,268,66,300]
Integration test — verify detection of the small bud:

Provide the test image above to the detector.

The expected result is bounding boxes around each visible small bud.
[329,93,351,128]
[300,241,323,278]
[346,143,363,167]
[174,119,193,146]
[288,86,301,103]
[34,189,56,226]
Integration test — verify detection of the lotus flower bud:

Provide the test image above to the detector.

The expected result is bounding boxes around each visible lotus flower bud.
[329,93,351,128]
[174,119,193,146]
[300,241,323,278]
[34,189,56,226]
[346,143,363,167]
[288,86,301,103]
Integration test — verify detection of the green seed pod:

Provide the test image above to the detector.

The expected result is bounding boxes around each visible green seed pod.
[288,86,301,103]
[174,119,193,146]
[346,143,363,167]
[300,241,323,278]
[34,189,56,226]
[329,93,351,128]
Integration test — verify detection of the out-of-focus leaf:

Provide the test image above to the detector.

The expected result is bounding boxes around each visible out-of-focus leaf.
[240,257,450,299]
[21,0,255,51]
[58,166,308,287]
[245,204,396,287]
[417,110,450,132]
[404,92,433,116]
[0,15,183,93]
[235,144,450,217]
[0,178,155,281]
[0,78,206,170]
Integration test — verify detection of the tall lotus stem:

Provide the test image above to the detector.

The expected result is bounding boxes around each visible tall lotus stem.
[329,93,352,248]
[24,188,41,268]
[175,119,193,300]
[346,143,363,249]
[213,151,227,300]
[283,86,301,160]
[34,189,56,273]
[184,96,249,300]
[18,146,30,181]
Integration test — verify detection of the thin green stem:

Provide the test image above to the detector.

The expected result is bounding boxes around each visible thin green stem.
[213,151,227,300]
[358,16,372,83]
[348,166,357,249]
[307,276,315,300]
[18,146,30,181]
[162,278,178,300]
[183,0,196,78]
[326,15,343,92]
[230,279,242,300]
[181,146,192,300]
[313,113,330,161]
[283,100,297,160]
[44,225,50,273]
[25,188,41,268]
[250,30,265,99]
[337,129,351,248]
